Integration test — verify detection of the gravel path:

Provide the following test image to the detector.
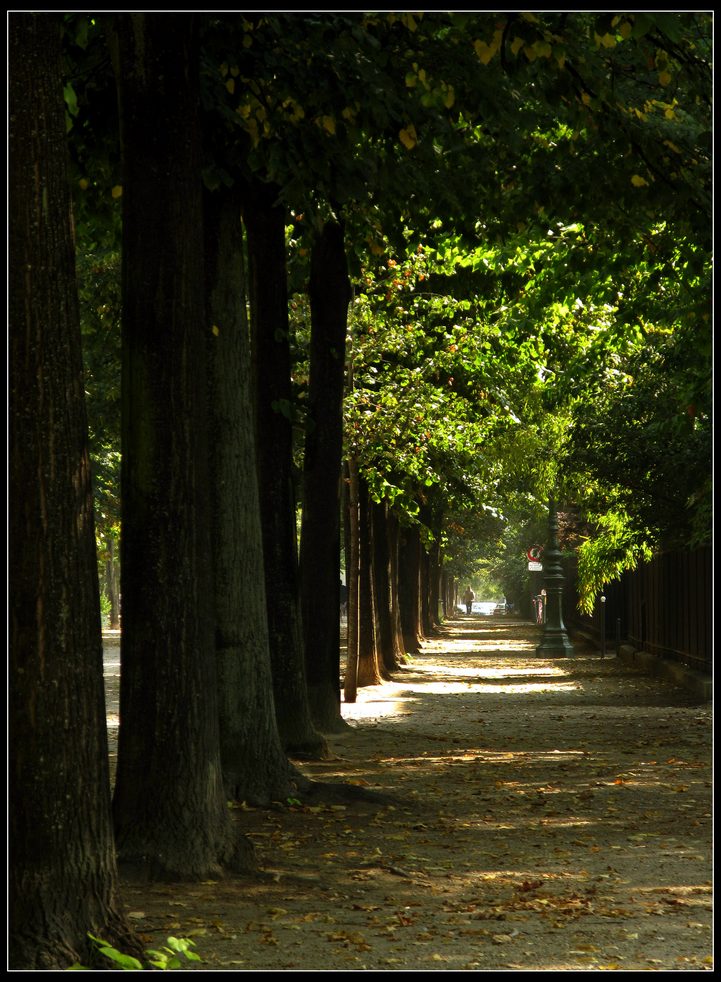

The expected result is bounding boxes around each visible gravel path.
[104,616,713,971]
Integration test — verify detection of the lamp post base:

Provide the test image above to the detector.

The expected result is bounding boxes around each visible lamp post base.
[535,495,575,659]
[536,631,575,658]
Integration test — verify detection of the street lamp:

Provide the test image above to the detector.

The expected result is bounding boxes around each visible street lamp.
[535,495,575,658]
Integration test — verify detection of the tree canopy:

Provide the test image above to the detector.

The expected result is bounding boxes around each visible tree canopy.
[10,10,711,968]
[70,9,711,608]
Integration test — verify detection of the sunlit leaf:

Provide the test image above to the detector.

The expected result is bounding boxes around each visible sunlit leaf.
[399,124,417,150]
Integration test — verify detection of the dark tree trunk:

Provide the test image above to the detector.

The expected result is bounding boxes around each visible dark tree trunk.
[447,574,457,615]
[9,12,139,968]
[300,219,352,732]
[343,456,361,703]
[204,186,300,803]
[387,508,409,663]
[417,503,443,634]
[399,524,424,653]
[243,178,326,758]
[440,568,452,620]
[420,546,432,637]
[111,13,251,878]
[428,539,442,632]
[424,538,441,636]
[357,475,384,687]
[372,499,401,675]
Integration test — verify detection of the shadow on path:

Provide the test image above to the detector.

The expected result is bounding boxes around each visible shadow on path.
[109,616,712,971]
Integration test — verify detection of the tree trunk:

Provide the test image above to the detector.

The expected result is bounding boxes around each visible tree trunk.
[204,186,301,803]
[357,475,384,687]
[428,538,442,632]
[343,456,361,703]
[9,12,139,967]
[243,178,326,758]
[420,546,432,637]
[111,13,251,879]
[424,505,445,631]
[387,508,409,663]
[372,499,401,675]
[106,536,120,629]
[300,219,352,733]
[399,524,423,653]
[440,567,451,620]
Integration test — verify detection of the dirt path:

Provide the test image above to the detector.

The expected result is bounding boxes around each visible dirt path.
[108,616,713,971]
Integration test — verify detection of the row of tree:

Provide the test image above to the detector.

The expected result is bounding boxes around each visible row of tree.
[10,11,710,968]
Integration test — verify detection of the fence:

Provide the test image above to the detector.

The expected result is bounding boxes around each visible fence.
[562,546,711,674]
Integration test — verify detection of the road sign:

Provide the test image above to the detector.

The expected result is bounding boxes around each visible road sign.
[528,561,543,571]
[527,545,543,561]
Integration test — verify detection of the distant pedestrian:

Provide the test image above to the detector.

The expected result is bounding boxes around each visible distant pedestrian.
[462,585,475,615]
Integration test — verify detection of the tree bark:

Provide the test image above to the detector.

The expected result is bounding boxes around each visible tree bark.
[111,13,252,878]
[420,545,432,637]
[428,538,442,632]
[204,186,301,803]
[387,508,409,663]
[424,505,444,632]
[372,499,401,675]
[9,12,139,967]
[399,523,424,653]
[243,178,327,758]
[106,537,120,629]
[440,567,452,620]
[343,456,361,703]
[300,219,352,732]
[356,475,384,687]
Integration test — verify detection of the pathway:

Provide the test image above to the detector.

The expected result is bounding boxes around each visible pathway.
[107,615,713,971]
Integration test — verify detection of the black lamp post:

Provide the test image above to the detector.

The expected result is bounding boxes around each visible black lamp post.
[535,495,574,658]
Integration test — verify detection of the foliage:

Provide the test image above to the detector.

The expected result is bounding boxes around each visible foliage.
[63,14,124,602]
[145,937,202,970]
[575,510,653,615]
[98,589,112,622]
[344,170,709,609]
[76,246,121,612]
[68,933,201,971]
[68,933,143,971]
[62,10,711,613]
[76,251,121,522]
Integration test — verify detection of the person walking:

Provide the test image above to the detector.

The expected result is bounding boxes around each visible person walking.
[462,585,475,615]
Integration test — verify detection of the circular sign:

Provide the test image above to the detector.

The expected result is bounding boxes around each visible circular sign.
[527,545,543,561]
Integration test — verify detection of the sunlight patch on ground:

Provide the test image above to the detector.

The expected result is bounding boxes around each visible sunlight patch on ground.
[635,885,712,902]
[341,693,414,721]
[468,861,594,879]
[373,749,592,768]
[420,638,538,655]
[451,749,590,764]
[341,663,581,719]
[404,680,580,696]
[409,662,568,680]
